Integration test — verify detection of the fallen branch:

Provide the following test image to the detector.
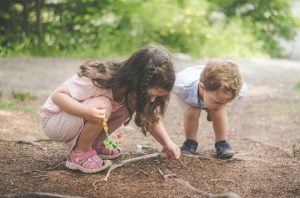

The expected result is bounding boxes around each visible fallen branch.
[158,169,240,198]
[174,177,206,195]
[93,152,164,189]
[185,152,250,161]
[222,156,273,164]
[158,168,204,194]
[233,152,251,158]
[158,169,177,180]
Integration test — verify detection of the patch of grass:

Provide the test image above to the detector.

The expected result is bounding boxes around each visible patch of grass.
[295,81,300,91]
[0,100,38,112]
[11,90,37,101]
[0,91,39,112]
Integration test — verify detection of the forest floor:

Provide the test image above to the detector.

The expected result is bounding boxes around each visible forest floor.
[0,57,300,198]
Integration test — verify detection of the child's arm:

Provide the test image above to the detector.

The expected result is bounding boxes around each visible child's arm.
[51,84,105,122]
[151,120,180,159]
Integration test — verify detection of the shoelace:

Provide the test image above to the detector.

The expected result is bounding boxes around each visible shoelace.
[216,143,230,152]
[190,144,197,152]
[182,143,197,152]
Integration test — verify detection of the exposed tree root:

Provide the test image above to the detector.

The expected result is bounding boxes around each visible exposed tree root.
[93,152,164,189]
[92,152,241,197]
[158,168,240,198]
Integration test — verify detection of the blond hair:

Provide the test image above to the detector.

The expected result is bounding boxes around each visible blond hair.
[200,59,243,99]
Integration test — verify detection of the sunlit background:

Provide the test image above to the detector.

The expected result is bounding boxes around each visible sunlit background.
[0,0,299,58]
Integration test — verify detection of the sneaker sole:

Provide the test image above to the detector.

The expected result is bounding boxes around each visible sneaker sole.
[216,152,235,159]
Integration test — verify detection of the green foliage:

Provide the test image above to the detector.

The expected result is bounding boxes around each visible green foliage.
[0,0,298,58]
[295,81,300,90]
[11,90,37,101]
[209,0,298,57]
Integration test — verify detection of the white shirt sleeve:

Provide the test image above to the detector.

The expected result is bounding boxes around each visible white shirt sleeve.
[236,83,248,100]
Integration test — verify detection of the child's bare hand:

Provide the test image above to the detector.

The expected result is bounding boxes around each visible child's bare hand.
[164,142,181,159]
[84,107,106,123]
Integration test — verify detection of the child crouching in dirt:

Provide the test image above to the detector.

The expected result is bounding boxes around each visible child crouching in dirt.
[173,59,247,159]
[39,45,181,173]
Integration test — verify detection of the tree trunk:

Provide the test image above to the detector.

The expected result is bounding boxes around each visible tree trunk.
[35,0,42,46]
[22,0,30,36]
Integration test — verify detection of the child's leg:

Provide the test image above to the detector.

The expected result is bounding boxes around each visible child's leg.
[181,107,201,155]
[95,105,129,143]
[207,108,228,142]
[94,104,129,159]
[183,107,201,141]
[73,96,112,154]
[208,108,234,159]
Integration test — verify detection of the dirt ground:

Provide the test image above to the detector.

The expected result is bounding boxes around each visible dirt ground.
[0,57,300,198]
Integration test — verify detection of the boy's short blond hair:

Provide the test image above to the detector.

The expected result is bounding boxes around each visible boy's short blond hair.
[200,59,243,99]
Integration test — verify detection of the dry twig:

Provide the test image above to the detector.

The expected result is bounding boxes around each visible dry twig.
[158,168,177,180]
[178,158,186,167]
[158,168,205,195]
[93,152,163,189]
[158,168,241,198]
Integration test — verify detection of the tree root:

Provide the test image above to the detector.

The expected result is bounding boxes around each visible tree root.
[93,152,164,189]
[158,168,240,198]
[92,152,241,197]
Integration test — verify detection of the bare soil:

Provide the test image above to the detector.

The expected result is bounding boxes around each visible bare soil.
[0,57,300,198]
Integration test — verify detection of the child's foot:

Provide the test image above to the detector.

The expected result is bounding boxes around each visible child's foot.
[65,150,112,173]
[180,139,198,155]
[215,140,235,159]
[95,143,121,160]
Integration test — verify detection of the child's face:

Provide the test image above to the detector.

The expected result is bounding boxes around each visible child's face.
[147,87,168,102]
[199,83,233,110]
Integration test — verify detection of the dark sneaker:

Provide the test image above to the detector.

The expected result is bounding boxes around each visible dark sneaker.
[215,140,235,159]
[181,139,198,155]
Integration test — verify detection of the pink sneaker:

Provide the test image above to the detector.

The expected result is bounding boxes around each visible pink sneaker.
[95,143,121,160]
[65,150,112,173]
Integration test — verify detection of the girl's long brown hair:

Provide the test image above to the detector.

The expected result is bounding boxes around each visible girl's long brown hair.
[78,44,175,134]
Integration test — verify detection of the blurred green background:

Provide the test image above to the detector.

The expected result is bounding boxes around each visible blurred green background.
[0,0,299,58]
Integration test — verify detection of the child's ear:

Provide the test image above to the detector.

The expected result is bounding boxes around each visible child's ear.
[199,82,205,92]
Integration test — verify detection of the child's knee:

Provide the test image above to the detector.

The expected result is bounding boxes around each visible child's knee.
[185,108,201,120]
[208,108,225,121]
[86,96,113,118]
